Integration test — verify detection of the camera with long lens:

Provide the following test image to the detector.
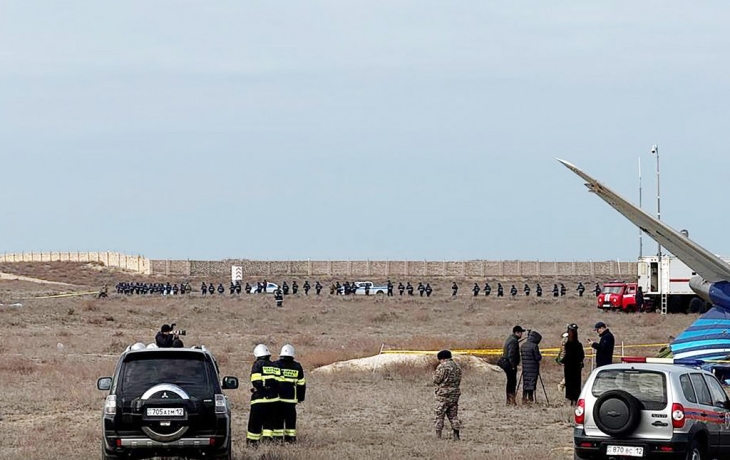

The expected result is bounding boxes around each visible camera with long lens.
[170,323,187,336]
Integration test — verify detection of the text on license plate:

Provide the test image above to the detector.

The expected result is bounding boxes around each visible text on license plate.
[606,445,643,457]
[146,408,184,417]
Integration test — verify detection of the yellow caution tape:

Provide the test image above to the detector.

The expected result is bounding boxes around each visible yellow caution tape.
[381,342,670,357]
[32,291,99,299]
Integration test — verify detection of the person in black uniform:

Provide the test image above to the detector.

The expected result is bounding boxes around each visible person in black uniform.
[245,282,252,294]
[552,284,559,297]
[201,282,207,296]
[510,285,518,297]
[523,284,530,296]
[274,344,306,443]
[472,283,480,297]
[282,281,289,295]
[303,281,311,295]
[217,283,225,295]
[334,281,341,295]
[230,282,236,295]
[387,280,393,297]
[406,282,414,296]
[560,283,566,297]
[497,283,504,297]
[208,283,215,295]
[292,281,298,295]
[576,282,585,297]
[315,281,322,295]
[275,288,284,307]
[418,282,426,297]
[452,282,458,297]
[484,283,491,296]
[172,284,179,295]
[593,283,602,297]
[235,281,242,294]
[246,344,280,445]
[425,283,433,297]
[536,283,543,297]
[398,282,405,296]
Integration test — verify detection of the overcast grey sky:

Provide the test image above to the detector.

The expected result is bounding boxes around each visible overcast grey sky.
[2,2,729,261]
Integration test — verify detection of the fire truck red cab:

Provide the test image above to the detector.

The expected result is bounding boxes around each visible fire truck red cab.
[597,281,638,312]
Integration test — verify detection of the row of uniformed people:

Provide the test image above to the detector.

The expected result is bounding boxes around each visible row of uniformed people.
[247,344,306,445]
[465,282,601,297]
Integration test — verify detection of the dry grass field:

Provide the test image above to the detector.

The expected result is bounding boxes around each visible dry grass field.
[0,263,695,460]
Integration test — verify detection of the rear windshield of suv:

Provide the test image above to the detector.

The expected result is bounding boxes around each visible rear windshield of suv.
[592,369,667,410]
[119,351,213,399]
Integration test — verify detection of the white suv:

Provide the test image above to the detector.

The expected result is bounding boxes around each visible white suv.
[574,362,730,460]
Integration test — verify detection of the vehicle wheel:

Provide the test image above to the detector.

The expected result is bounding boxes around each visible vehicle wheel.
[689,297,705,314]
[685,438,703,460]
[101,441,119,460]
[375,291,385,297]
[592,390,642,437]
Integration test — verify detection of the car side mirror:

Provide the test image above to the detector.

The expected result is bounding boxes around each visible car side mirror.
[222,376,239,390]
[97,377,112,391]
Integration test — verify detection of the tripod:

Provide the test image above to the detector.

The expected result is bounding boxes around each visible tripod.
[517,371,550,405]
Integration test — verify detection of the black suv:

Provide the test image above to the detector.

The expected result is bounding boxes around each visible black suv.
[97,344,239,459]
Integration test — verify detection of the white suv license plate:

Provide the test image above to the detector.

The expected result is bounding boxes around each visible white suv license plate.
[146,408,184,417]
[606,445,644,457]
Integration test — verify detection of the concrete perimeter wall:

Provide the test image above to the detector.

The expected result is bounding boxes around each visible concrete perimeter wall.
[0,252,150,274]
[0,253,638,279]
[150,259,638,278]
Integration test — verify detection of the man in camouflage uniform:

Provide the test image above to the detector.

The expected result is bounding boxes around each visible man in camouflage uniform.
[433,349,462,440]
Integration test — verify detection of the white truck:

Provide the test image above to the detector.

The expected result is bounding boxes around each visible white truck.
[637,255,722,313]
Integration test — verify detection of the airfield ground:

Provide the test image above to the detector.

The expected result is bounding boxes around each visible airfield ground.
[0,263,695,459]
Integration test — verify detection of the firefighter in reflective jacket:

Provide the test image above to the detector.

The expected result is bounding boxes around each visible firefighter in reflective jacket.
[273,344,306,442]
[247,344,280,445]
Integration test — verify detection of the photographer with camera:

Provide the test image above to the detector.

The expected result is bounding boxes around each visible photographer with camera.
[155,323,186,348]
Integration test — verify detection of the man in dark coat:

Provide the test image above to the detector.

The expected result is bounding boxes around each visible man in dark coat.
[501,325,525,405]
[484,283,491,296]
[425,283,433,297]
[588,322,615,368]
[636,286,645,312]
[497,283,504,297]
[536,283,543,297]
[472,283,480,297]
[519,330,542,404]
[562,324,585,406]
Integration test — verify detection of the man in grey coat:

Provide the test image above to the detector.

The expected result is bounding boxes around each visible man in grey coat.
[520,330,542,404]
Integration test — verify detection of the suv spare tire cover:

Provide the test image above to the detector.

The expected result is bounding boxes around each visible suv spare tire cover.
[140,384,191,442]
[593,390,643,437]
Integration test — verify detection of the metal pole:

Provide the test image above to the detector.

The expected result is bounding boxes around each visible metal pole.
[638,156,643,259]
[653,144,661,258]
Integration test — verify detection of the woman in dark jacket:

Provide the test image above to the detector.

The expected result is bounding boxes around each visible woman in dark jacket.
[520,330,542,404]
[562,325,585,406]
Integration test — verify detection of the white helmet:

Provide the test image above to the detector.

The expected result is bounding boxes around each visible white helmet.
[253,344,271,358]
[130,342,147,351]
[146,343,158,349]
[280,344,295,358]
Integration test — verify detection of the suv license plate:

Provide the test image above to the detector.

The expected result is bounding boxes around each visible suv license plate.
[146,408,184,417]
[606,445,643,457]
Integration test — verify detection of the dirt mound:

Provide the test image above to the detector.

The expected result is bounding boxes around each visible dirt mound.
[312,353,501,374]
[0,272,76,286]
